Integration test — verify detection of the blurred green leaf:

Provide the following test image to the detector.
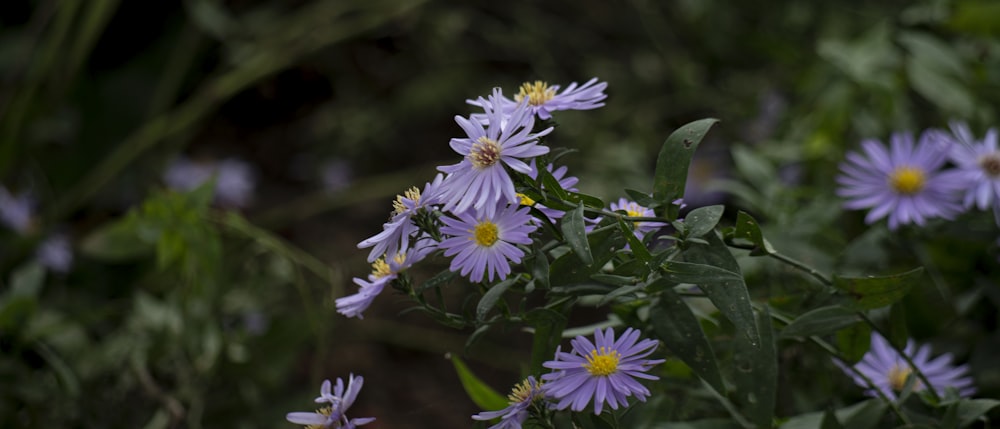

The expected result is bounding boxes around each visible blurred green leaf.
[661,260,743,284]
[730,211,775,256]
[817,22,900,90]
[733,306,777,429]
[80,217,154,261]
[821,409,845,429]
[781,400,886,429]
[476,276,518,321]
[948,399,1000,428]
[649,280,725,394]
[950,0,1000,35]
[836,322,872,364]
[682,205,724,239]
[652,118,719,218]
[834,268,923,310]
[561,203,593,265]
[781,305,861,339]
[450,355,508,411]
[681,233,760,345]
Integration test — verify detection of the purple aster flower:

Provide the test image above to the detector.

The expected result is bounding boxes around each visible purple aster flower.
[36,233,73,273]
[541,327,665,415]
[472,376,544,429]
[357,174,444,263]
[438,88,552,217]
[0,186,34,234]
[163,157,257,208]
[470,78,609,120]
[836,131,966,230]
[834,333,975,401]
[518,160,580,224]
[438,203,537,282]
[287,374,374,429]
[938,121,1000,224]
[337,241,434,319]
[609,198,667,239]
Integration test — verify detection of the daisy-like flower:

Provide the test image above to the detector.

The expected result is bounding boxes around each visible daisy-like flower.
[438,203,537,282]
[336,241,434,319]
[835,333,975,401]
[517,161,580,224]
[836,131,966,230]
[357,174,444,263]
[472,376,544,429]
[287,374,375,429]
[438,88,552,217]
[470,78,608,120]
[0,186,34,234]
[541,327,665,415]
[609,198,667,241]
[938,121,1000,224]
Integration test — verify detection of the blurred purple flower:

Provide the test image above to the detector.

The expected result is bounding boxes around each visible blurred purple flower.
[472,376,543,429]
[438,203,536,283]
[163,157,256,208]
[36,233,73,273]
[0,186,34,234]
[321,159,353,193]
[938,121,1000,224]
[287,374,374,429]
[834,332,975,401]
[836,131,965,230]
[471,78,608,120]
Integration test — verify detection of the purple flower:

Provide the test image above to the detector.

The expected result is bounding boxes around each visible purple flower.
[609,198,667,240]
[438,88,552,217]
[541,327,664,415]
[938,121,1000,224]
[834,333,975,401]
[337,242,434,319]
[471,78,608,120]
[357,174,444,263]
[36,233,73,273]
[321,159,353,193]
[472,376,543,429]
[163,157,257,208]
[438,203,537,282]
[0,186,34,234]
[836,131,965,230]
[287,375,374,429]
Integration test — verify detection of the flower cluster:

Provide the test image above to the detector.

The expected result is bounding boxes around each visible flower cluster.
[286,375,374,429]
[337,79,605,319]
[837,122,1000,230]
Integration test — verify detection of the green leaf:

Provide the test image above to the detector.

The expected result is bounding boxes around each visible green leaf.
[683,205,724,239]
[781,305,862,339]
[652,118,719,217]
[624,188,657,207]
[681,233,760,345]
[733,306,777,429]
[562,190,605,209]
[836,322,872,364]
[80,217,153,261]
[781,400,886,429]
[731,211,775,256]
[450,355,508,411]
[954,398,1000,427]
[821,409,846,429]
[419,269,457,292]
[531,246,550,290]
[834,268,923,310]
[888,303,909,350]
[616,217,652,263]
[10,262,45,297]
[561,203,593,265]
[661,260,743,284]
[476,276,519,321]
[550,227,623,287]
[526,306,570,375]
[649,280,725,394]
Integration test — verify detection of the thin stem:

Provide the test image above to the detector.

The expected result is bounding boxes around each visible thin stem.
[726,241,834,287]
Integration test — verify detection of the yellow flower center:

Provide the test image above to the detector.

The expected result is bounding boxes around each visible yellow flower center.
[470,136,502,169]
[888,166,926,195]
[517,192,536,207]
[888,364,918,392]
[583,347,621,376]
[507,378,540,404]
[515,80,556,106]
[624,204,644,229]
[392,186,421,216]
[979,153,1000,177]
[473,221,499,247]
[371,258,392,279]
[304,406,333,429]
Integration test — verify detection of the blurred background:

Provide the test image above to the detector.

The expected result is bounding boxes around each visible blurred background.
[1,0,999,427]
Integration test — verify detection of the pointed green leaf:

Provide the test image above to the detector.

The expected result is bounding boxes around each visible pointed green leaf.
[781,305,862,339]
[733,307,777,429]
[451,355,508,411]
[563,190,605,209]
[731,211,775,256]
[561,203,593,265]
[616,217,652,263]
[836,322,872,364]
[550,227,623,287]
[834,268,923,310]
[652,118,719,217]
[839,399,887,429]
[681,233,760,345]
[476,276,519,321]
[532,246,550,290]
[649,280,725,394]
[624,188,657,207]
[661,260,743,284]
[683,205,725,238]
[954,399,1000,428]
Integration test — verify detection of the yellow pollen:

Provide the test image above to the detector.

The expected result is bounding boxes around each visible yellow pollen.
[472,221,499,247]
[888,166,926,195]
[304,406,333,429]
[517,193,536,207]
[507,378,540,404]
[979,153,1000,177]
[470,136,502,169]
[888,364,918,392]
[371,258,391,279]
[515,81,556,106]
[392,186,421,216]
[583,347,621,376]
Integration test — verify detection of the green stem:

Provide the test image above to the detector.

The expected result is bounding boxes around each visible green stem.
[726,241,834,288]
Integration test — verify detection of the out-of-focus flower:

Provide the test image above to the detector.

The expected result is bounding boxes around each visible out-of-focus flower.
[287,375,374,429]
[163,157,257,208]
[336,241,434,319]
[36,233,73,273]
[834,333,975,401]
[0,186,34,234]
[321,159,353,193]
[836,131,965,230]
[471,78,608,120]
[438,88,552,217]
[357,174,444,263]
[541,327,664,415]
[938,121,1000,224]
[438,203,536,282]
[472,376,544,429]
[609,198,666,240]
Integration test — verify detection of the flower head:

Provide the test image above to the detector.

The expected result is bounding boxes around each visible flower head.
[287,375,374,429]
[36,233,73,273]
[609,198,666,240]
[836,131,965,230]
[470,78,608,120]
[0,186,34,234]
[163,157,257,208]
[834,333,975,401]
[472,376,544,429]
[337,241,434,319]
[357,174,444,263]
[438,88,552,217]
[938,121,1000,223]
[438,203,537,282]
[541,327,664,415]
